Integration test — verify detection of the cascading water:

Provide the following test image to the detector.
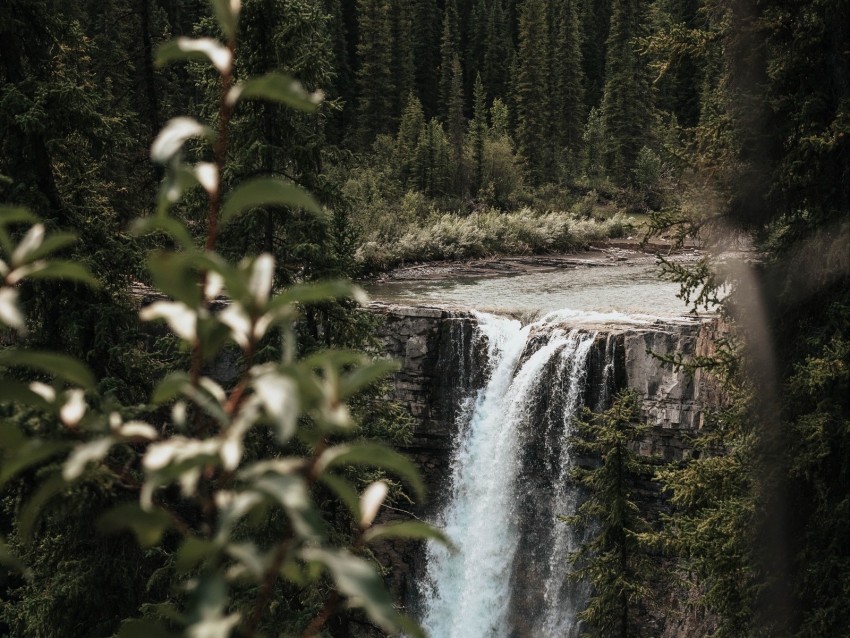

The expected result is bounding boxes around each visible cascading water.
[419,312,602,638]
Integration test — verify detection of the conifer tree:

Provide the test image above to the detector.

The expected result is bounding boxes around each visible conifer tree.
[415,118,452,197]
[514,0,553,183]
[568,391,655,638]
[650,0,701,128]
[412,0,442,117]
[438,0,461,120]
[229,0,339,277]
[390,0,415,124]
[600,0,653,184]
[482,0,512,104]
[466,0,488,100]
[490,98,510,139]
[396,92,426,185]
[551,0,586,178]
[355,0,395,144]
[583,106,607,182]
[470,73,488,194]
[447,54,466,184]
[581,0,613,109]
[323,0,355,143]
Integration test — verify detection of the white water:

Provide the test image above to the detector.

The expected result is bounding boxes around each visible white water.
[420,313,597,637]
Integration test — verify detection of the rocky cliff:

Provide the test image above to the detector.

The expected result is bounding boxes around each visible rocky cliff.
[367,302,720,629]
[371,302,716,469]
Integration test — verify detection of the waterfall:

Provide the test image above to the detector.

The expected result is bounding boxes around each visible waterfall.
[419,312,600,638]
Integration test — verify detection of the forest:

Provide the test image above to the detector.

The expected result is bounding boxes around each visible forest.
[0,0,848,636]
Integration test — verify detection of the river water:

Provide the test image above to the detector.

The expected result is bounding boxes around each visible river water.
[366,262,700,321]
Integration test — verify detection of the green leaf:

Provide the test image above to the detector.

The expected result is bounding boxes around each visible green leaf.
[0,349,95,388]
[152,372,191,404]
[132,217,196,250]
[150,117,214,165]
[0,438,68,489]
[270,280,367,309]
[175,537,217,574]
[319,443,425,500]
[18,473,67,544]
[0,206,37,226]
[318,473,361,522]
[63,437,114,480]
[396,614,427,638]
[363,521,455,550]
[155,38,232,74]
[24,261,98,287]
[147,252,203,306]
[0,207,38,254]
[339,359,399,399]
[228,72,322,112]
[97,503,173,548]
[0,380,53,409]
[220,177,321,226]
[20,232,75,261]
[0,422,25,449]
[226,542,267,579]
[253,474,324,539]
[209,0,239,39]
[301,548,410,635]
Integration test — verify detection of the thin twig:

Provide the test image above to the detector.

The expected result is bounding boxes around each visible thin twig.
[243,539,291,637]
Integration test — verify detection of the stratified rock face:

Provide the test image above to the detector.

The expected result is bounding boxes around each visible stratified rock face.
[372,303,714,468]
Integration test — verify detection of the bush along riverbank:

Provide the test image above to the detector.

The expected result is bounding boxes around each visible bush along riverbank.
[354,204,634,274]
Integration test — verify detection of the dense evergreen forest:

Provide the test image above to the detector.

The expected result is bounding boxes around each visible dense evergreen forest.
[0,0,848,636]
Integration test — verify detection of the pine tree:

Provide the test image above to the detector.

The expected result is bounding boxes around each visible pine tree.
[389,0,415,124]
[470,73,488,194]
[227,0,346,284]
[396,92,426,185]
[650,0,702,128]
[600,0,654,184]
[466,0,488,100]
[323,0,356,144]
[412,0,442,117]
[482,0,512,104]
[551,0,586,179]
[490,97,510,139]
[568,391,655,638]
[355,0,395,144]
[583,106,607,182]
[581,0,613,109]
[514,0,553,183]
[438,0,461,120]
[414,118,452,197]
[447,53,466,184]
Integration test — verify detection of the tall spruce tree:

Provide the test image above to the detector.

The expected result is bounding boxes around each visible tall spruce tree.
[600,0,653,184]
[447,54,466,194]
[581,0,613,109]
[568,391,655,638]
[482,0,512,104]
[389,0,415,125]
[438,0,461,120]
[514,0,553,183]
[551,0,586,179]
[396,92,426,186]
[470,73,488,194]
[354,0,395,144]
[412,0,442,117]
